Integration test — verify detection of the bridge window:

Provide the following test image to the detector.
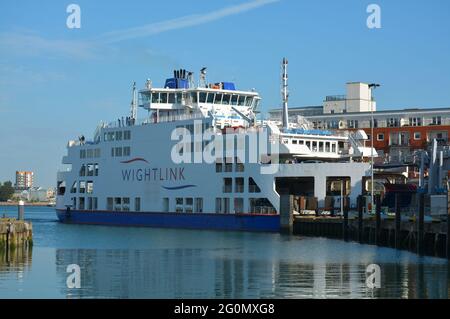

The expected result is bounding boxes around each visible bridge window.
[245,97,253,106]
[190,92,198,103]
[159,92,168,103]
[151,92,159,103]
[207,93,215,103]
[214,94,223,104]
[199,92,207,103]
[231,95,238,106]
[168,93,175,104]
[222,94,231,105]
[238,96,245,106]
[115,131,122,141]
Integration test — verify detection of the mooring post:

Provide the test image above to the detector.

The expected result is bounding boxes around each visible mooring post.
[447,191,450,259]
[358,195,363,243]
[18,200,25,220]
[280,192,293,234]
[343,198,349,242]
[418,193,425,256]
[395,193,401,249]
[375,195,382,246]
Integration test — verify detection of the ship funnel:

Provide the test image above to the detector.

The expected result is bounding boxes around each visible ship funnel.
[281,58,289,130]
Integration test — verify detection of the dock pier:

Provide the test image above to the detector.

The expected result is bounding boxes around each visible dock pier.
[285,194,450,259]
[0,202,33,250]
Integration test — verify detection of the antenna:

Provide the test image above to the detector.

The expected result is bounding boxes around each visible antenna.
[199,67,207,88]
[281,58,289,130]
[130,81,137,121]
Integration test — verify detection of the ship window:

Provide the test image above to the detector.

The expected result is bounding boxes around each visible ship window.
[135,198,141,212]
[207,93,214,103]
[223,178,232,193]
[162,198,168,212]
[254,99,260,109]
[107,197,113,210]
[235,178,244,193]
[245,97,253,106]
[57,181,66,196]
[215,198,222,213]
[72,197,76,209]
[175,93,182,104]
[115,131,122,141]
[87,149,93,158]
[195,198,203,213]
[214,94,223,104]
[235,157,244,172]
[185,198,193,213]
[115,147,122,157]
[88,197,93,210]
[325,142,331,152]
[332,143,337,153]
[94,164,99,176]
[114,197,122,211]
[190,92,198,103]
[124,131,131,140]
[159,92,168,103]
[299,140,304,145]
[79,164,86,176]
[86,181,93,194]
[223,198,230,214]
[151,92,159,103]
[249,178,261,193]
[123,146,131,157]
[306,141,311,150]
[319,142,324,152]
[238,96,245,106]
[79,181,86,194]
[93,197,98,210]
[199,92,207,103]
[78,197,85,210]
[222,94,230,105]
[176,198,183,213]
[216,162,223,173]
[231,95,238,106]
[87,164,94,176]
[70,181,77,193]
[80,149,86,159]
[234,198,244,214]
[122,197,130,211]
[168,93,175,104]
[292,140,298,145]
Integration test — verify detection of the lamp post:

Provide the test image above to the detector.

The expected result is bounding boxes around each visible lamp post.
[368,83,380,215]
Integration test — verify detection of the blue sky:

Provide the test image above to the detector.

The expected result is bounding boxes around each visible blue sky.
[1,0,450,188]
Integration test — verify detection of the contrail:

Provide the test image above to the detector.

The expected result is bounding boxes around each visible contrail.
[101,0,280,43]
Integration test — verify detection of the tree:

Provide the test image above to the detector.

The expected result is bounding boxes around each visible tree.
[0,181,15,202]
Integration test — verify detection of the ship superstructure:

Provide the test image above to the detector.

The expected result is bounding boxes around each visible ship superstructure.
[56,59,375,232]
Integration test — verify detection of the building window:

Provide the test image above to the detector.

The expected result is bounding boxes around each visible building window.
[414,132,421,140]
[431,116,442,126]
[377,133,384,141]
[387,118,399,127]
[347,120,358,129]
[195,198,203,213]
[409,117,422,127]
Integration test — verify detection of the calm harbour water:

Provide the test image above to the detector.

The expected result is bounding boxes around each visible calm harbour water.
[0,206,448,299]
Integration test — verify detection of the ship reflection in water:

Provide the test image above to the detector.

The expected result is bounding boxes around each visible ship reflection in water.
[55,247,449,299]
[0,246,33,277]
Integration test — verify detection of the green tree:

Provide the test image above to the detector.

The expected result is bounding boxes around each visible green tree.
[0,181,15,202]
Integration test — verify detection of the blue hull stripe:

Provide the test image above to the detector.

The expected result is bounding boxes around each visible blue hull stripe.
[56,210,280,232]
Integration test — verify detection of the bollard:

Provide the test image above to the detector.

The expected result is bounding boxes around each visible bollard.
[395,193,401,249]
[418,193,425,256]
[358,195,363,243]
[18,200,25,220]
[375,195,382,246]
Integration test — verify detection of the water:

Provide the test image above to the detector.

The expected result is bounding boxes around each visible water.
[0,206,448,299]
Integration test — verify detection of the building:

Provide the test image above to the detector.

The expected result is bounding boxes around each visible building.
[269,82,450,161]
[15,171,34,190]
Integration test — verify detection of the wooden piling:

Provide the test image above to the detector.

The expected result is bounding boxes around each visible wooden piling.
[0,218,33,249]
[395,193,401,249]
[357,195,363,243]
[375,195,382,246]
[418,193,425,256]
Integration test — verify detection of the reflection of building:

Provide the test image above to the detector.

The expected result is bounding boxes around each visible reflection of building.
[15,171,33,190]
[269,82,450,162]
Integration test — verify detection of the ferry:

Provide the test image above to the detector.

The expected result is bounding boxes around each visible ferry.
[55,59,376,232]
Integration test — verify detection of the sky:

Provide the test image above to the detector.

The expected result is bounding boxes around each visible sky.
[0,0,450,188]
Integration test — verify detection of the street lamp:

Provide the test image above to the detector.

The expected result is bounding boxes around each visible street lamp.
[368,83,380,214]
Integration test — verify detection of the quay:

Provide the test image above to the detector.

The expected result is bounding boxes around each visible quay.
[282,194,450,259]
[0,202,33,250]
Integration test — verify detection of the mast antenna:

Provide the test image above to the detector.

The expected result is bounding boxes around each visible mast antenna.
[130,81,137,121]
[281,58,289,130]
[199,67,207,88]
